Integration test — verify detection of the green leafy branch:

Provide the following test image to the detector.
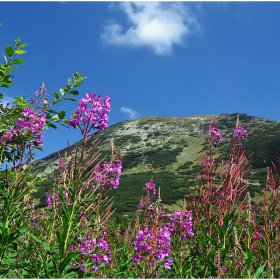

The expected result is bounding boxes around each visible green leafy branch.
[46,72,87,129]
[0,38,27,91]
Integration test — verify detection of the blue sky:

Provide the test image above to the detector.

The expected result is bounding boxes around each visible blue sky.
[1,1,280,160]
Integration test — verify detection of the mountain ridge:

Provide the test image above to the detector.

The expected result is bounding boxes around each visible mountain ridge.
[33,113,280,213]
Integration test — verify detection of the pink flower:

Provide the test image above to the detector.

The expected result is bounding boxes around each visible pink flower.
[233,125,248,141]
[253,231,261,240]
[142,181,156,196]
[93,160,122,189]
[206,118,222,146]
[132,227,172,269]
[69,93,111,135]
[168,210,194,239]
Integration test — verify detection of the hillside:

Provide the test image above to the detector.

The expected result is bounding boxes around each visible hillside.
[32,113,280,214]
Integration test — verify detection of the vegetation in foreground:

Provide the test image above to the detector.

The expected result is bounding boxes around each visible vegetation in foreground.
[0,27,279,278]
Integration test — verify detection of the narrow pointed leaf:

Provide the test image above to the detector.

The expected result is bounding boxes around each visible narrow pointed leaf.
[59,252,79,274]
[14,49,26,55]
[12,59,25,64]
[20,43,28,48]
[69,90,79,95]
[252,263,266,278]
[62,97,76,102]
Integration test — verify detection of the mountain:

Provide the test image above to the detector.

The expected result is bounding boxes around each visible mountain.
[33,113,280,214]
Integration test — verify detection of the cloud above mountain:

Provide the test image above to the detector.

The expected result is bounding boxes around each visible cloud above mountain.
[101,2,200,55]
[120,106,140,119]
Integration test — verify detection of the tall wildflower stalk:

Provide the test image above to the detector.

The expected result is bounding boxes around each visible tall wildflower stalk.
[130,178,194,278]
[132,179,172,278]
[23,93,123,278]
[190,116,257,278]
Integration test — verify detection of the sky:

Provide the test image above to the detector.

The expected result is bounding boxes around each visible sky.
[0,1,280,160]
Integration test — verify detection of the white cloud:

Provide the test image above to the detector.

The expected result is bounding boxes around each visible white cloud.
[101,2,200,56]
[0,94,13,107]
[120,106,139,119]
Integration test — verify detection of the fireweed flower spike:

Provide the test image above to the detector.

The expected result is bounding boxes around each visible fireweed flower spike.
[0,107,46,148]
[68,93,111,135]
[45,191,69,208]
[142,181,156,197]
[233,125,248,141]
[253,231,262,240]
[205,117,222,146]
[70,231,112,272]
[164,258,173,270]
[137,179,157,211]
[31,83,50,112]
[168,210,194,239]
[132,227,172,269]
[93,160,122,189]
[233,114,248,144]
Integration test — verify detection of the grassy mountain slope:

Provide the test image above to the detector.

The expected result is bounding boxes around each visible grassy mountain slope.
[33,113,280,214]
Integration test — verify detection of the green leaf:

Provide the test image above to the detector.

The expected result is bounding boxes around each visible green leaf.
[52,92,59,99]
[20,43,28,49]
[200,258,216,274]
[59,252,79,274]
[213,224,224,242]
[14,38,20,46]
[0,93,3,99]
[6,66,16,73]
[14,96,29,106]
[73,72,80,79]
[252,263,266,278]
[62,97,76,102]
[69,90,79,95]
[46,109,57,114]
[1,80,12,87]
[59,88,66,97]
[35,146,43,152]
[28,232,51,251]
[5,45,14,57]
[52,99,61,105]
[50,114,59,122]
[58,110,66,119]
[73,81,83,87]
[244,249,252,277]
[46,122,57,129]
[67,78,72,86]
[12,59,25,64]
[64,85,71,93]
[14,49,26,55]
[63,270,78,278]
[56,230,64,257]
[3,55,8,64]
[73,72,86,87]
